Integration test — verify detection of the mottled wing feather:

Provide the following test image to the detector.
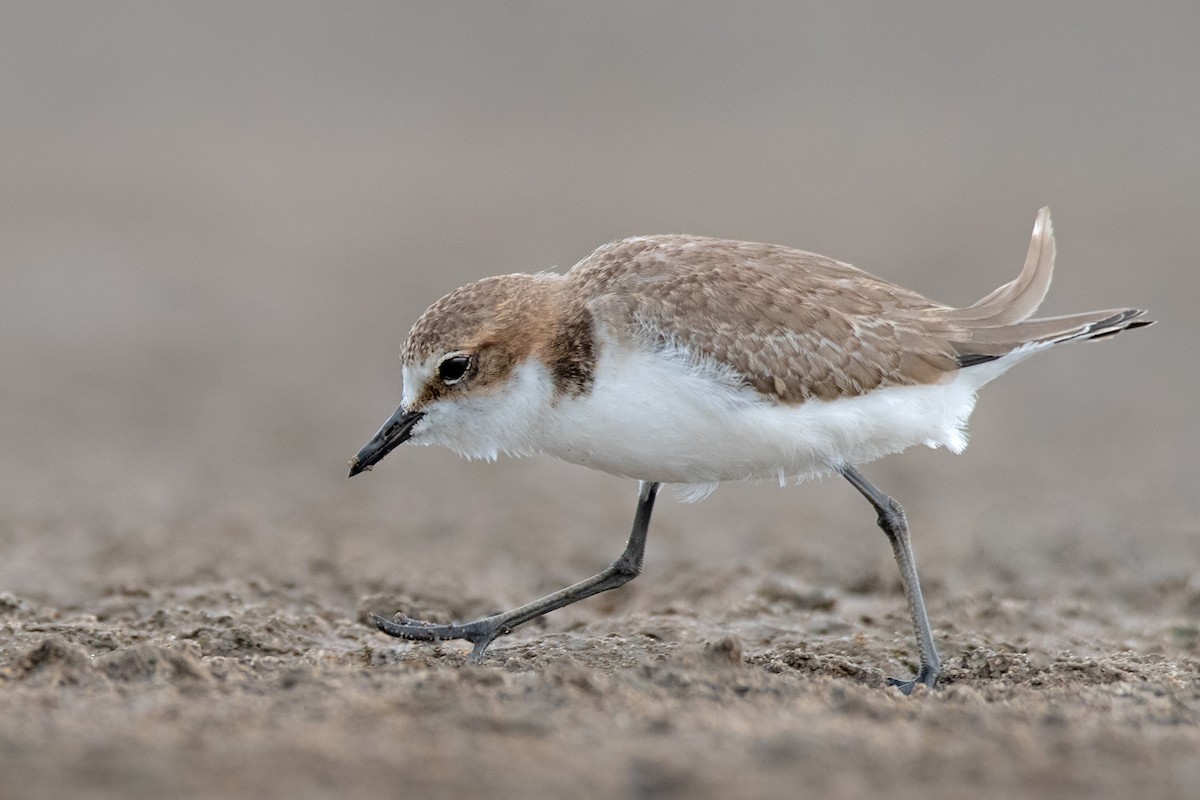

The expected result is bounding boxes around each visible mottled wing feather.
[567,236,960,402]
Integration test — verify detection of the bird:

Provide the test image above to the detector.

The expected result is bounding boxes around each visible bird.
[348,208,1152,693]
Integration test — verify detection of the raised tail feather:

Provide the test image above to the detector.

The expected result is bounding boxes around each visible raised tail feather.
[944,208,1155,364]
[943,206,1057,327]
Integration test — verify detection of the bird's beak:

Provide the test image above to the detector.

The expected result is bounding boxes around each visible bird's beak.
[348,406,425,477]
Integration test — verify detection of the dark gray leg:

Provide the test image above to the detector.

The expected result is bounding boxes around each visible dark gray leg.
[840,465,941,693]
[372,481,661,662]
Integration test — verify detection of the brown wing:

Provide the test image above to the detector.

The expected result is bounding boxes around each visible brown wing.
[566,235,960,403]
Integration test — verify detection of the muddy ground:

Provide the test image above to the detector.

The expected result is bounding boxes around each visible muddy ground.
[2,5,1199,800]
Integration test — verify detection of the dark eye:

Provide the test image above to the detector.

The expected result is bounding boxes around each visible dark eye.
[438,355,471,384]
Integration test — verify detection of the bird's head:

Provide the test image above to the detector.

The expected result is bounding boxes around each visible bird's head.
[348,273,570,476]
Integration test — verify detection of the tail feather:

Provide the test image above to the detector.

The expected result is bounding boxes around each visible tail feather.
[953,308,1153,359]
[942,207,1155,363]
[943,207,1056,326]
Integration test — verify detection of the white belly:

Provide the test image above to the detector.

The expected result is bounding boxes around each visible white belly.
[535,342,1020,488]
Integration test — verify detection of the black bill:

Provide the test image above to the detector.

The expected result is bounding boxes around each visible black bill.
[348,406,425,477]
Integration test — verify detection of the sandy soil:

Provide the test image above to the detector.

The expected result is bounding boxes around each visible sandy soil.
[2,517,1199,800]
[3,4,1199,800]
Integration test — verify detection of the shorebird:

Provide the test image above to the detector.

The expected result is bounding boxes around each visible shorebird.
[349,208,1151,692]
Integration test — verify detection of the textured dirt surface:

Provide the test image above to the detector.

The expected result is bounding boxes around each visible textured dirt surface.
[3,5,1199,800]
[3,557,1199,800]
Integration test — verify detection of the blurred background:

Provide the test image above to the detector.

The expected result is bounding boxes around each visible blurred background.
[1,2,1196,611]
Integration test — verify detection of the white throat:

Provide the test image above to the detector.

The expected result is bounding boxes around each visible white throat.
[404,359,556,461]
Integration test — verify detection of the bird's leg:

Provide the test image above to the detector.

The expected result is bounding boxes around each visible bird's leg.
[840,465,941,694]
[371,481,661,662]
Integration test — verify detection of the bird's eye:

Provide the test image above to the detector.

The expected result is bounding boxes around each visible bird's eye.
[438,355,471,385]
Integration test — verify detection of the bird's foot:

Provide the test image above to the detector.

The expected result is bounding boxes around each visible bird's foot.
[887,663,940,695]
[369,612,509,663]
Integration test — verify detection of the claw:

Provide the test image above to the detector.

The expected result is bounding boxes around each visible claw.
[369,611,507,661]
[370,612,457,641]
[887,664,939,695]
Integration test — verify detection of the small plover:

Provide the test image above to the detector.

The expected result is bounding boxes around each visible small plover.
[349,208,1151,692]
